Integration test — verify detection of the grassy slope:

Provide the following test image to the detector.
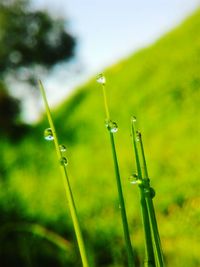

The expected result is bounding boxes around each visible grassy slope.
[1,9,200,267]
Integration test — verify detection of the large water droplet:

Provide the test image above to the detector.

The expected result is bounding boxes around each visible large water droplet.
[59,144,66,152]
[96,73,106,85]
[44,128,54,141]
[60,157,68,166]
[105,120,118,133]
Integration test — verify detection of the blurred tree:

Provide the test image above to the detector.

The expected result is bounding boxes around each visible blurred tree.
[0,0,76,140]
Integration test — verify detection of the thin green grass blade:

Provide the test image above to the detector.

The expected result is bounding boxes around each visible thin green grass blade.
[0,223,71,252]
[137,133,165,267]
[97,74,135,267]
[38,80,89,267]
[109,132,135,267]
[131,117,142,180]
[131,118,155,267]
[102,83,110,119]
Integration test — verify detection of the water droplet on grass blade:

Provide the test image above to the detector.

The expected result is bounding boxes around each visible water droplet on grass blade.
[96,73,106,85]
[130,180,138,185]
[150,187,156,198]
[129,174,138,185]
[44,128,54,141]
[59,145,66,152]
[105,120,118,133]
[129,174,142,185]
[132,116,137,122]
[60,157,68,166]
[110,122,118,133]
[136,131,141,142]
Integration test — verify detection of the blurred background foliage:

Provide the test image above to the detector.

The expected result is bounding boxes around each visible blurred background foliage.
[0,2,200,267]
[0,0,75,140]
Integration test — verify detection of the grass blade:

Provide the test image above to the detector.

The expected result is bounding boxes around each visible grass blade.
[0,223,71,252]
[38,80,89,267]
[131,117,155,267]
[131,117,165,267]
[97,74,135,267]
[137,130,164,267]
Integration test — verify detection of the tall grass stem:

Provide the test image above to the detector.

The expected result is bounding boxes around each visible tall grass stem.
[137,133,164,267]
[131,118,164,267]
[97,75,135,267]
[131,119,155,267]
[38,80,89,267]
[109,132,135,267]
[102,84,110,119]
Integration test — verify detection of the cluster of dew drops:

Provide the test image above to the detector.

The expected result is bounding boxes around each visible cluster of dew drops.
[43,75,139,167]
[44,128,68,166]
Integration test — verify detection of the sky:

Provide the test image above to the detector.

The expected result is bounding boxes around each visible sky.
[24,0,200,121]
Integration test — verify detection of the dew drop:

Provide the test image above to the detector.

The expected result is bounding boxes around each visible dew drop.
[136,131,141,142]
[96,73,106,85]
[110,123,118,133]
[59,144,67,152]
[130,180,138,185]
[129,174,142,185]
[129,174,138,185]
[60,157,68,166]
[132,116,137,122]
[44,128,54,141]
[150,187,156,198]
[106,120,118,133]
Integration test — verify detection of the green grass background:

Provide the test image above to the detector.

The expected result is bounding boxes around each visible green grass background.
[0,9,200,267]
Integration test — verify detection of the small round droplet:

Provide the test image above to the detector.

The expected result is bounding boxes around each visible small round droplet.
[129,174,142,185]
[132,116,137,122]
[96,73,106,85]
[44,128,54,141]
[110,123,118,133]
[59,144,67,152]
[136,131,141,142]
[60,157,68,166]
[150,187,156,198]
[129,174,138,185]
[105,120,118,133]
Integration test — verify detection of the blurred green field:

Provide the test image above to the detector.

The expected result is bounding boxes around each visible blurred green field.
[0,9,200,267]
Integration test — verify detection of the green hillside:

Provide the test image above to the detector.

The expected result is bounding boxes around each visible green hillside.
[1,9,200,267]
